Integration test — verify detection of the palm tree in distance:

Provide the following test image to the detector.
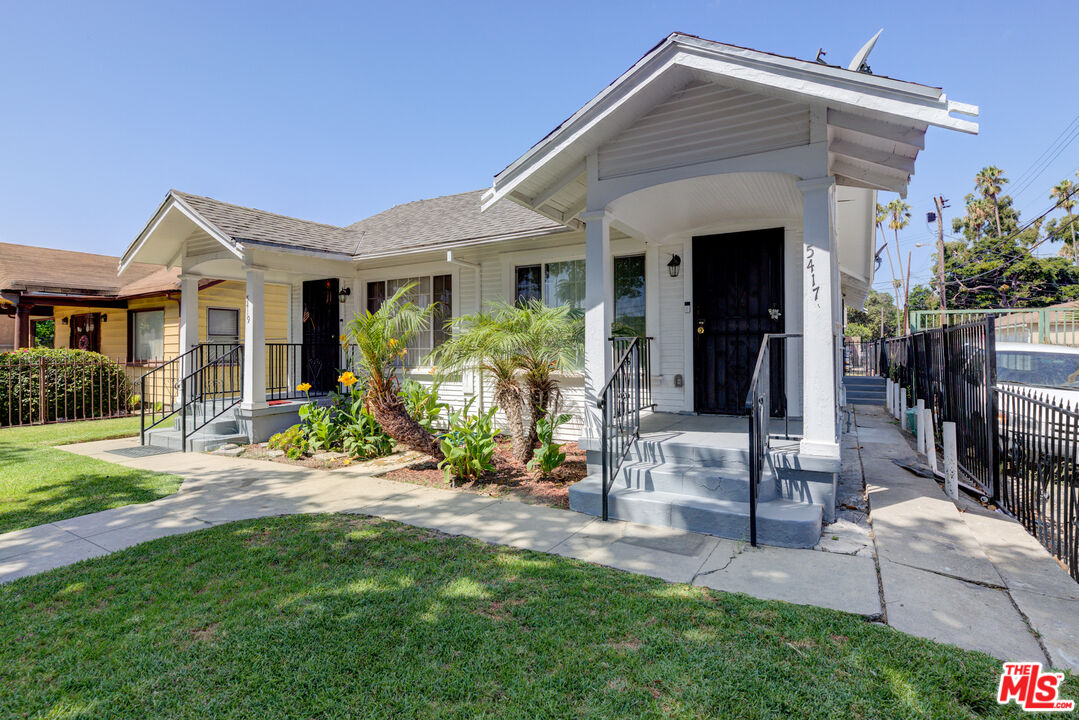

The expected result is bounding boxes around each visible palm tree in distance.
[975,166,1007,237]
[875,202,902,331]
[886,199,912,333]
[1051,178,1078,265]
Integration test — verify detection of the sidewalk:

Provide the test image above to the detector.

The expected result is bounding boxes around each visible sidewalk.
[856,405,1079,670]
[1,436,880,619]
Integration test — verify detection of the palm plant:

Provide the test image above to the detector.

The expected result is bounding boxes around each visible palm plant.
[344,283,443,461]
[886,199,912,332]
[975,165,1007,236]
[430,299,583,464]
[876,202,902,330]
[1051,179,1077,265]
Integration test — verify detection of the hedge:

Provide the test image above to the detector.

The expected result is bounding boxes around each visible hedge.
[0,348,132,426]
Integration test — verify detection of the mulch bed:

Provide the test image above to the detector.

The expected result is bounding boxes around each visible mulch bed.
[237,443,415,471]
[378,438,587,508]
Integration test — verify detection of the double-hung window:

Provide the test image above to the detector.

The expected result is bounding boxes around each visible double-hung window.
[366,274,452,367]
[129,309,164,363]
[207,308,240,343]
[514,259,585,309]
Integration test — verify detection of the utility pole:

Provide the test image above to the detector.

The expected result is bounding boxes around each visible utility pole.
[933,196,950,313]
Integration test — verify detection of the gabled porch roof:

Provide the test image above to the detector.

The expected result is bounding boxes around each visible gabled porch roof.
[483,32,979,222]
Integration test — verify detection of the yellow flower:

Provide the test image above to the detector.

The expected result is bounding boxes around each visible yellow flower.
[296,382,312,393]
[338,371,358,387]
[388,337,397,346]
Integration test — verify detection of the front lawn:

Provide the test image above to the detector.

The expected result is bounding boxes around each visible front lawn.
[0,418,182,534]
[2,514,1063,718]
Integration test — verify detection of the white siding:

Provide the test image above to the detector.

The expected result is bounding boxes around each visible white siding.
[653,239,687,411]
[597,81,810,180]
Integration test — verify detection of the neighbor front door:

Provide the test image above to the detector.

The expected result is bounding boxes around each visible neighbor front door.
[69,313,101,353]
[302,278,340,392]
[693,229,785,414]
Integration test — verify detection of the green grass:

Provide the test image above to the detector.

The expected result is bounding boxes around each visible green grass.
[0,417,182,534]
[3,514,1070,719]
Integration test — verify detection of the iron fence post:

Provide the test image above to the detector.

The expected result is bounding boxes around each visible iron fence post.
[180,376,187,454]
[140,375,146,446]
[600,397,609,522]
[986,318,1001,505]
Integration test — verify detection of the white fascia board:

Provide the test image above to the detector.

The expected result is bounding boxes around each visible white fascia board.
[486,34,977,213]
[118,192,241,275]
[352,226,577,262]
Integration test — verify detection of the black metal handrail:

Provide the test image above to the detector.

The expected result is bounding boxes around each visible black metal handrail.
[138,343,240,445]
[180,344,244,450]
[745,333,800,547]
[598,336,646,521]
[609,336,654,411]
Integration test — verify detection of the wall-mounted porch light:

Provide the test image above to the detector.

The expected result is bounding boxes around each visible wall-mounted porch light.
[338,287,351,304]
[667,254,681,278]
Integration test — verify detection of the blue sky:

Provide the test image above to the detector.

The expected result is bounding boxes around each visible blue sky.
[1,0,1076,292]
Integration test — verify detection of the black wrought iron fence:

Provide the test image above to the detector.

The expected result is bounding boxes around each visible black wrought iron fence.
[997,386,1079,581]
[843,339,883,376]
[609,336,654,411]
[0,351,134,426]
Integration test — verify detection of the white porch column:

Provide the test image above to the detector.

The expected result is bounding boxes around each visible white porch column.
[582,209,613,441]
[178,274,200,381]
[797,176,840,458]
[242,268,267,409]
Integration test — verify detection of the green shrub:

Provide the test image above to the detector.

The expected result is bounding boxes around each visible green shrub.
[338,387,394,459]
[0,348,131,426]
[269,425,308,459]
[297,401,340,453]
[401,379,449,432]
[438,400,501,486]
[527,411,573,477]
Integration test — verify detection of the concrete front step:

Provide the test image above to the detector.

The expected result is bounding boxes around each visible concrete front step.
[630,437,753,468]
[613,459,779,501]
[568,476,823,548]
[145,427,248,453]
[844,377,887,406]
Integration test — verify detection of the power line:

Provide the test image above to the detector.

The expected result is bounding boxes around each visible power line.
[1010,113,1079,200]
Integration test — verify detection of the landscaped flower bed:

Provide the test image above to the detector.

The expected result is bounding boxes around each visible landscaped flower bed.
[379,436,586,508]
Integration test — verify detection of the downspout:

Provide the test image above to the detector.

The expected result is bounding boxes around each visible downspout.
[445,251,483,410]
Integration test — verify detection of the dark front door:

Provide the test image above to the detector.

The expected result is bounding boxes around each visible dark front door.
[69,313,101,353]
[302,279,340,392]
[693,229,784,414]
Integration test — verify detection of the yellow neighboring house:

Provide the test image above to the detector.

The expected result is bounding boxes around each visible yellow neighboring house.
[0,242,289,370]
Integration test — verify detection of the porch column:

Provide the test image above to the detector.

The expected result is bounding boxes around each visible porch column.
[582,209,613,441]
[797,176,840,458]
[178,274,200,379]
[241,268,267,409]
[14,303,31,349]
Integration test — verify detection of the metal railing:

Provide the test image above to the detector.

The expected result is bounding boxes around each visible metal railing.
[0,352,134,426]
[998,386,1079,581]
[180,344,244,449]
[745,334,800,547]
[910,307,1079,347]
[597,336,647,521]
[266,342,341,399]
[139,343,240,444]
[609,336,654,411]
[843,338,885,377]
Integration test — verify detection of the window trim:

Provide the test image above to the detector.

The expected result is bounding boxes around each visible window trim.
[206,306,241,342]
[127,306,165,363]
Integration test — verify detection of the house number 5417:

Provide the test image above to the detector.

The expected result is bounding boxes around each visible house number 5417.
[805,246,821,302]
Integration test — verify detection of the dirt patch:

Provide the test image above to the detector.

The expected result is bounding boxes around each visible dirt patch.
[237,444,416,471]
[377,438,586,508]
[190,622,220,643]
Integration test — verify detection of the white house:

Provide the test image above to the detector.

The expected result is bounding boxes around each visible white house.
[119,33,976,546]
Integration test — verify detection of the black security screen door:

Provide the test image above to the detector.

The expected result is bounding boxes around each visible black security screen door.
[302,278,340,392]
[693,229,785,414]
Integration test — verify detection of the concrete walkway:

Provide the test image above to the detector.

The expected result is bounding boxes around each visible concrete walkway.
[3,419,1078,670]
[856,405,1079,671]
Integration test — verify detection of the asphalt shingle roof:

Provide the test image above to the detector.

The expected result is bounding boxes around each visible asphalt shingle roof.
[0,242,166,296]
[168,188,566,260]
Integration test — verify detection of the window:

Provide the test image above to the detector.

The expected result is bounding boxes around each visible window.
[207,308,240,343]
[515,259,585,309]
[613,254,646,337]
[129,309,164,362]
[366,274,452,366]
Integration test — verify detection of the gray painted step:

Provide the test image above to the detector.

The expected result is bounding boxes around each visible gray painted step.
[613,459,779,501]
[568,476,822,548]
[843,376,886,387]
[146,427,248,453]
[629,438,752,468]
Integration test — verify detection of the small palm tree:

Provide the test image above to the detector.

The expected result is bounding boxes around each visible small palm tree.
[1051,179,1077,265]
[430,299,582,463]
[975,166,1007,236]
[344,283,443,461]
[876,202,902,330]
[886,199,912,332]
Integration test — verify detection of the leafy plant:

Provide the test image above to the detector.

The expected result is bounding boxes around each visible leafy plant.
[344,283,443,460]
[430,299,582,463]
[437,399,501,486]
[337,385,394,459]
[269,425,308,460]
[297,401,340,453]
[401,379,448,432]
[527,411,573,477]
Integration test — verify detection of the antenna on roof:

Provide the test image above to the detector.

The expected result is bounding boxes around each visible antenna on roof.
[815,48,828,64]
[848,29,883,74]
